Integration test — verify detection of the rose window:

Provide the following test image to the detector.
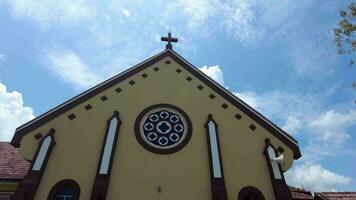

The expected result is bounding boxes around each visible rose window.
[135,104,192,154]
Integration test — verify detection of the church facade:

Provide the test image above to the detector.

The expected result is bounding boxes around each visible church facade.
[2,36,301,200]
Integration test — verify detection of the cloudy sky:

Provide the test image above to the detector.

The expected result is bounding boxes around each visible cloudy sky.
[0,0,355,193]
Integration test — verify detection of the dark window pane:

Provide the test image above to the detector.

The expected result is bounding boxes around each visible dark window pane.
[55,187,75,200]
[244,192,259,200]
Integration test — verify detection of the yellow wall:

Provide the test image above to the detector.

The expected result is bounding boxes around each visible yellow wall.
[0,182,18,191]
[19,56,295,200]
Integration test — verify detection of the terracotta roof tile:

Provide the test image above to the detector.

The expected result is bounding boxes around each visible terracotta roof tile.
[289,186,314,199]
[315,192,356,200]
[0,142,30,180]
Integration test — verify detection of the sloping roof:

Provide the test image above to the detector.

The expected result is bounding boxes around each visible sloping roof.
[314,192,356,200]
[0,142,30,181]
[10,49,301,159]
[289,186,314,199]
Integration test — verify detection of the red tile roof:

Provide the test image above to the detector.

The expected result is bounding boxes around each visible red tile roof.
[0,142,30,180]
[290,186,314,199]
[315,192,356,200]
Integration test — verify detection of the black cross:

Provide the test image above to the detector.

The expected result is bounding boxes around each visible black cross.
[161,32,178,50]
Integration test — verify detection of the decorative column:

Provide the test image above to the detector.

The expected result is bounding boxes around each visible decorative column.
[12,129,56,200]
[205,114,227,200]
[91,111,121,200]
[264,138,292,200]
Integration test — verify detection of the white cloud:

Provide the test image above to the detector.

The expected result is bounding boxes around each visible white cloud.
[234,91,260,109]
[6,0,95,26]
[171,0,316,46]
[235,90,320,123]
[222,0,264,45]
[122,9,130,17]
[282,116,302,133]
[309,110,356,130]
[199,65,224,86]
[0,83,35,141]
[202,65,355,153]
[289,38,335,78]
[308,110,356,145]
[178,0,217,29]
[171,0,263,45]
[233,89,356,146]
[44,47,100,89]
[0,54,5,64]
[176,0,219,30]
[286,163,352,192]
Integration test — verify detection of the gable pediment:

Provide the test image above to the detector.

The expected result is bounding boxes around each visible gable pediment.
[11,49,301,160]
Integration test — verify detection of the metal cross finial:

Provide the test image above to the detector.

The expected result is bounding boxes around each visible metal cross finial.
[161,31,178,50]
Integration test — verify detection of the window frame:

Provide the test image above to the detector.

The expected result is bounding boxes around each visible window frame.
[238,186,265,200]
[47,179,80,200]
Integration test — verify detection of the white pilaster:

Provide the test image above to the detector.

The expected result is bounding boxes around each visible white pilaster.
[99,117,119,174]
[208,120,222,178]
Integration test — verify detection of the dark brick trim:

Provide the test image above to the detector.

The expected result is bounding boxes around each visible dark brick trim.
[129,80,136,85]
[249,124,256,131]
[85,104,93,110]
[34,133,42,140]
[115,87,122,93]
[235,113,242,120]
[204,114,227,200]
[90,111,121,200]
[221,103,228,109]
[100,96,108,101]
[67,114,76,120]
[12,129,56,200]
[264,138,292,200]
[238,186,265,200]
[47,179,80,200]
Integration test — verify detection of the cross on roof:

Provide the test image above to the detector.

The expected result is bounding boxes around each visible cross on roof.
[161,32,178,50]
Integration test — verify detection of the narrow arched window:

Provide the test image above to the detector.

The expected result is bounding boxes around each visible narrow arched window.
[47,179,80,200]
[238,186,265,200]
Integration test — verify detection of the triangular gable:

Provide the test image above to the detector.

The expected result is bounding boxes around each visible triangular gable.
[11,49,301,159]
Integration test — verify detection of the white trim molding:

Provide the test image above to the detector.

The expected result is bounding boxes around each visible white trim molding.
[99,116,120,174]
[204,114,227,200]
[90,111,121,200]
[32,136,52,171]
[207,120,222,178]
[266,146,282,179]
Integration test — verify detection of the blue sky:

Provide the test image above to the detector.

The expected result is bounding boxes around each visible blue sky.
[0,0,355,192]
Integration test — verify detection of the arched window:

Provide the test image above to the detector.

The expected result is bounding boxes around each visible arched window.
[47,179,80,200]
[238,186,265,200]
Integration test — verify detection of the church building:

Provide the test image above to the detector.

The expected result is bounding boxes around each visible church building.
[1,33,302,200]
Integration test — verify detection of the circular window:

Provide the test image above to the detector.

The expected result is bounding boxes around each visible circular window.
[135,104,192,154]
